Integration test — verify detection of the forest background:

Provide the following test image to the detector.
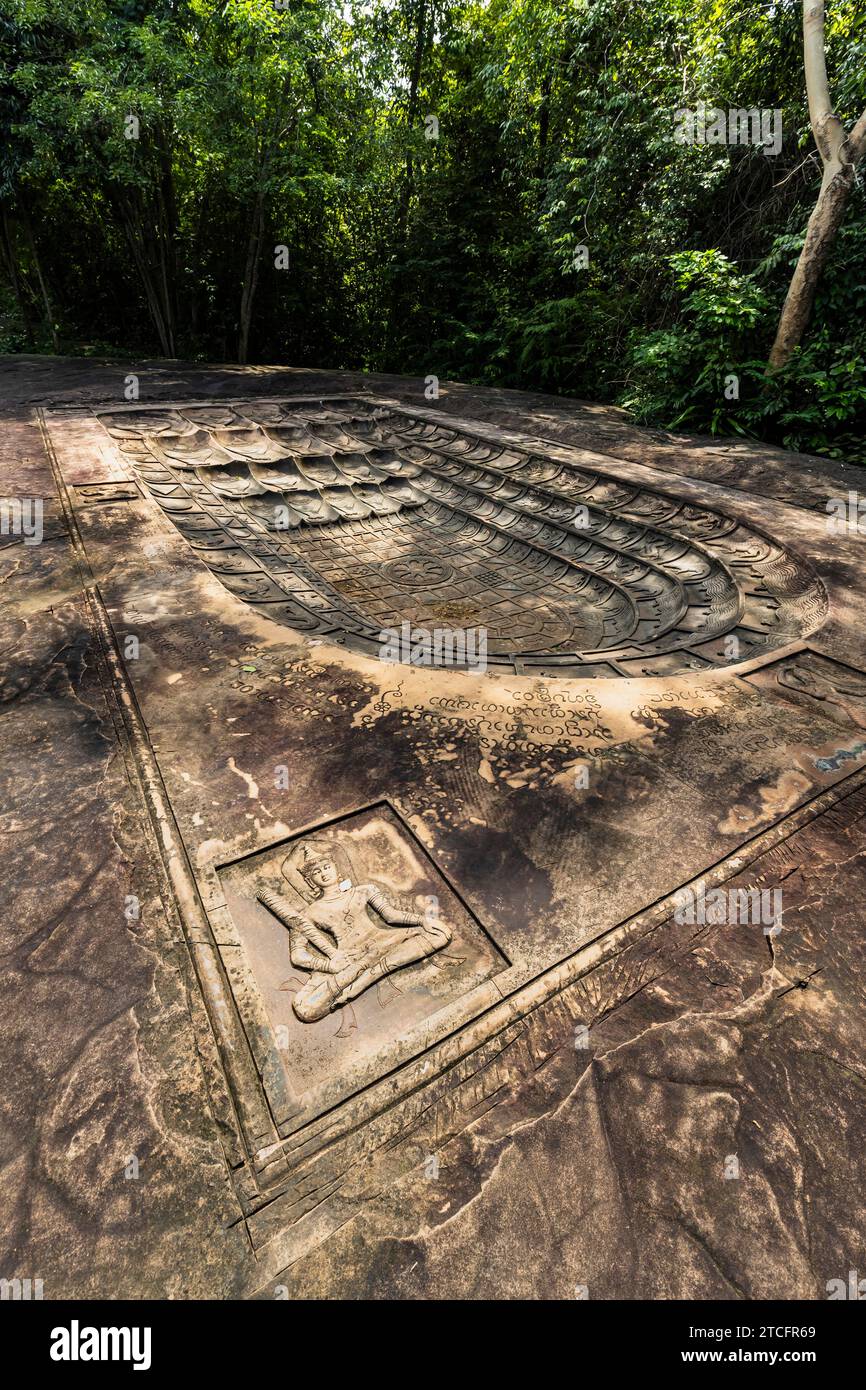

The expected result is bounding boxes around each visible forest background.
[2,0,865,463]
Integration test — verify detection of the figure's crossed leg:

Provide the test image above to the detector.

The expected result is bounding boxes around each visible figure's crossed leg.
[292,922,452,1023]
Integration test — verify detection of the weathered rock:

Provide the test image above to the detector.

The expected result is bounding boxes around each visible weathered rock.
[2,357,865,1300]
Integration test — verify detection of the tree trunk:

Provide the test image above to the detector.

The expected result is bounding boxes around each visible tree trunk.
[0,208,34,346]
[21,206,59,352]
[537,73,552,181]
[154,131,179,355]
[109,183,177,358]
[388,0,432,362]
[768,1,866,371]
[238,187,265,365]
[396,0,429,231]
[122,217,174,357]
[767,166,856,370]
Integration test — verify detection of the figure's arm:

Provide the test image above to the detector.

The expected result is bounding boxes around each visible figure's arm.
[365,884,425,928]
[257,888,337,971]
[289,929,331,972]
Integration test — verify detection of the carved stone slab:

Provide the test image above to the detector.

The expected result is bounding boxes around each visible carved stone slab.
[32,379,866,1285]
[217,802,507,1130]
[95,395,827,677]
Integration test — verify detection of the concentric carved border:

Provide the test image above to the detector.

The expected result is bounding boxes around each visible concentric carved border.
[91,394,828,679]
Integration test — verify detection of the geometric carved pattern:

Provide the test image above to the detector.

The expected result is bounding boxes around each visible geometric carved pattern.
[99,395,827,677]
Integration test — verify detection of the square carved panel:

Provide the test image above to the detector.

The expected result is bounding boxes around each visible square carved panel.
[217,801,509,1134]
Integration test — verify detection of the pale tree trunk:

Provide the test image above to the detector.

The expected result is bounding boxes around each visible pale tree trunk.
[768,0,866,371]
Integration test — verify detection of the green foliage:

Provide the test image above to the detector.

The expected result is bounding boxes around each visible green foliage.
[1,0,865,464]
[746,334,866,464]
[622,211,866,461]
[622,249,769,432]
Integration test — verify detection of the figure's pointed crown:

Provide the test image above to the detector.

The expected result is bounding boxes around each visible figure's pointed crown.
[282,835,354,900]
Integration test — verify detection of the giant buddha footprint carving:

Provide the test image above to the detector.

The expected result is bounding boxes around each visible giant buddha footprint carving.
[99,396,827,678]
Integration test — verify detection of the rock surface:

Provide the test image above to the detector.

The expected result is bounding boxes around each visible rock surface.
[1,357,865,1300]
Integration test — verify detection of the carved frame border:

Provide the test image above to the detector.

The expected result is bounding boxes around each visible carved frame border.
[39,396,866,1266]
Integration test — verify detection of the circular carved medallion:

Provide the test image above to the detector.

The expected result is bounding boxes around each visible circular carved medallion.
[381,556,456,590]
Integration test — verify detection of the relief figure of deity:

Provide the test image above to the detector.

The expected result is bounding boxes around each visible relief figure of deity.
[257,836,452,1022]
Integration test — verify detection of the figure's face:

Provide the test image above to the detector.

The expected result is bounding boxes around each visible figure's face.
[306,858,338,890]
